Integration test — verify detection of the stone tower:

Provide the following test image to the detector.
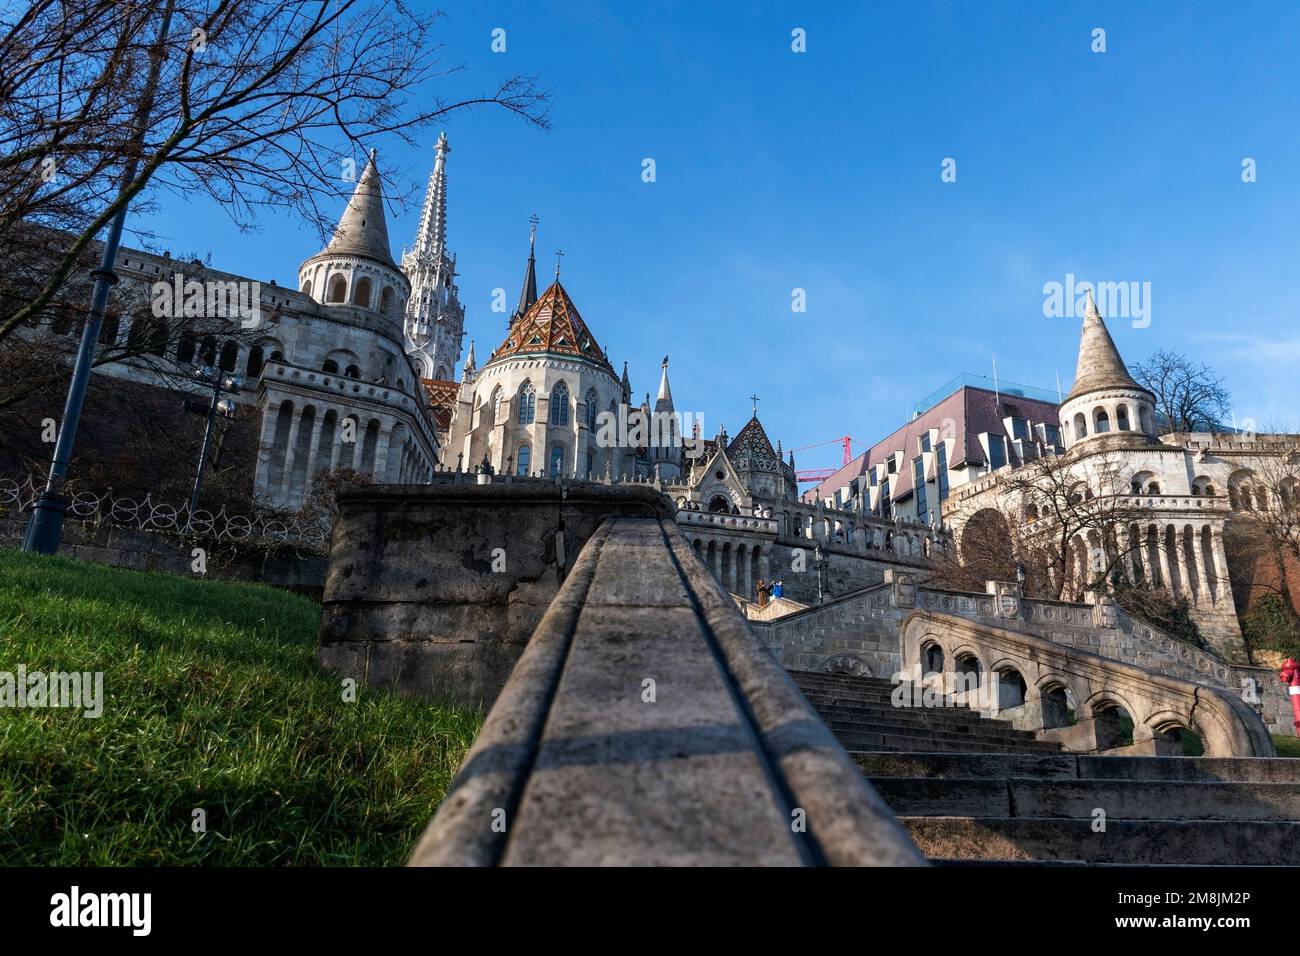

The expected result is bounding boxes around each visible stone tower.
[402,133,465,382]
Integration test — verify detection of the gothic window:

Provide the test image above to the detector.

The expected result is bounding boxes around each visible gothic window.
[379,286,395,316]
[708,495,730,513]
[199,335,217,366]
[1116,404,1131,430]
[435,366,447,382]
[516,444,531,476]
[550,445,565,478]
[490,387,503,426]
[517,381,536,424]
[550,382,570,427]
[1094,407,1111,434]
[323,359,339,374]
[586,451,594,477]
[247,345,265,378]
[345,364,360,379]
[1073,412,1088,440]
[300,279,312,297]
[585,388,598,430]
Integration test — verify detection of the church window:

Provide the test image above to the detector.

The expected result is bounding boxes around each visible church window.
[491,387,503,426]
[247,346,265,378]
[708,495,729,513]
[517,381,536,424]
[345,364,360,379]
[550,445,565,478]
[1094,407,1111,434]
[1116,405,1131,430]
[1073,412,1087,440]
[516,444,531,476]
[585,388,598,430]
[219,340,239,372]
[550,382,570,426]
[586,452,594,476]
[199,335,217,366]
[379,286,395,316]
[301,279,312,296]
[323,359,339,374]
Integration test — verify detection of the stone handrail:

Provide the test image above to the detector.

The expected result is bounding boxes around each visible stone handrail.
[900,610,1275,758]
[409,515,923,867]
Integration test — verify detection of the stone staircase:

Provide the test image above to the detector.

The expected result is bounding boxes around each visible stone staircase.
[788,670,1300,865]
[855,752,1300,865]
[789,670,1061,755]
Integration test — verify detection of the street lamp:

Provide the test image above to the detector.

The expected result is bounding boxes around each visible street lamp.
[189,365,241,513]
[1015,562,1026,592]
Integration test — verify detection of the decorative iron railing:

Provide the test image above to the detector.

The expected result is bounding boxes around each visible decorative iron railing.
[0,474,329,551]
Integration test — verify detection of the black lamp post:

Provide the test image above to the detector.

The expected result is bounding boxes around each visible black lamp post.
[189,365,241,513]
[1015,562,1026,592]
[21,4,175,555]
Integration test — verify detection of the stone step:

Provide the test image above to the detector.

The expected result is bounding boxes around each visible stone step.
[836,732,1062,755]
[825,715,1044,746]
[853,751,1300,783]
[814,703,1037,736]
[873,776,1300,821]
[901,816,1300,866]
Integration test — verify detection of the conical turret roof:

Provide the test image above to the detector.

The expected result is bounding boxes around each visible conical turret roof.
[1066,288,1144,401]
[325,149,395,266]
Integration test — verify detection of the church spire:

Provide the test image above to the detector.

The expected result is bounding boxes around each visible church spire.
[462,339,476,377]
[655,354,674,412]
[620,360,632,401]
[513,215,539,325]
[412,133,450,260]
[326,148,395,265]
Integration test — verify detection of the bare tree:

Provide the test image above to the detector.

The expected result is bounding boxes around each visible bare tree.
[1132,349,1232,434]
[0,0,550,345]
[945,451,1153,602]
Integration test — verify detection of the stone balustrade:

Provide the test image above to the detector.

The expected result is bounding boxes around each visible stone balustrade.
[407,513,923,866]
[900,611,1275,758]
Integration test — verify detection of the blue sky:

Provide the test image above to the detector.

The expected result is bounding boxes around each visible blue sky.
[133,1,1300,477]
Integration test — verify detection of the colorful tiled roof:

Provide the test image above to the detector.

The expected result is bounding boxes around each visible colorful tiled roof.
[488,281,613,373]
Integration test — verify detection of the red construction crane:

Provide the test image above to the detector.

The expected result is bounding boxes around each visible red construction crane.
[791,435,855,484]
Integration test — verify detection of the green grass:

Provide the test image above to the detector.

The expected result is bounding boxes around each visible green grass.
[0,550,482,865]
[1272,734,1300,758]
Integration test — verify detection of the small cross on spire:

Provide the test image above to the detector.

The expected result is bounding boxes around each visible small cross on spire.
[528,213,538,247]
[749,393,760,415]
[554,248,564,279]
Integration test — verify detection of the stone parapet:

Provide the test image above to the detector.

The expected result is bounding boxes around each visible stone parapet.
[316,481,673,709]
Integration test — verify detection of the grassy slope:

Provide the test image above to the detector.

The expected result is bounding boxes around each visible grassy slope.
[0,550,481,865]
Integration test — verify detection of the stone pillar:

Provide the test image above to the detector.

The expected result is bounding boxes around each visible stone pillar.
[1156,523,1173,592]
[373,421,394,484]
[278,409,305,503]
[302,412,326,496]
[253,402,280,500]
[1118,523,1137,583]
[328,410,345,471]
[1208,526,1231,607]
[727,544,738,594]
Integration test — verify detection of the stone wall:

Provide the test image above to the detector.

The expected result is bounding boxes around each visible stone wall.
[316,479,675,709]
[0,515,326,597]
